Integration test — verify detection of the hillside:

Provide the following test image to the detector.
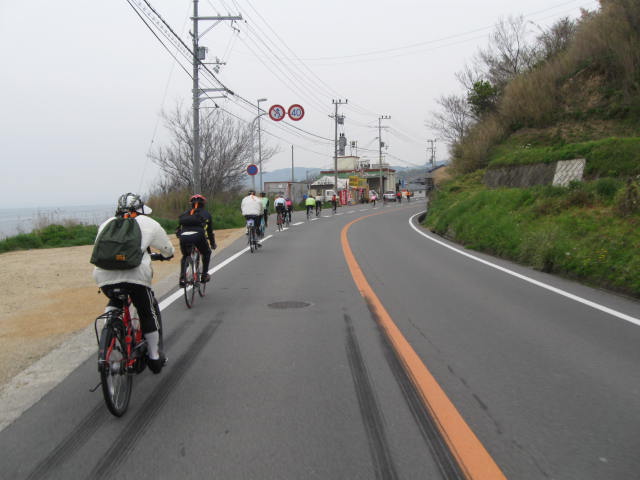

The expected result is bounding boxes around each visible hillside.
[425,0,640,297]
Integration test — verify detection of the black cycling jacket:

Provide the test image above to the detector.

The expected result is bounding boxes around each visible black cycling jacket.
[178,207,215,245]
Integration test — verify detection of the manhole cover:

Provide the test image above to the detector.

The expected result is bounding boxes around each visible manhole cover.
[268,301,311,309]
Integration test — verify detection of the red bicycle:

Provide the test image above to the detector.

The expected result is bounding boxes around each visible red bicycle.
[94,254,166,417]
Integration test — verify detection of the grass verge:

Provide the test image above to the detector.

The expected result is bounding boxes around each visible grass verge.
[424,173,640,297]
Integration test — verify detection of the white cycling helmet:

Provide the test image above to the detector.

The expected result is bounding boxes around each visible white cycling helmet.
[116,193,152,215]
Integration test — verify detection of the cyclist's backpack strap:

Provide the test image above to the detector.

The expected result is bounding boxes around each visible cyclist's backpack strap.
[90,217,143,270]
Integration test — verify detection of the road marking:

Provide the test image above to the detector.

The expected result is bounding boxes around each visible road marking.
[342,211,506,480]
[0,232,275,433]
[311,217,319,221]
[158,235,274,310]
[347,210,356,214]
[322,215,331,218]
[292,222,304,226]
[336,213,344,216]
[409,212,640,327]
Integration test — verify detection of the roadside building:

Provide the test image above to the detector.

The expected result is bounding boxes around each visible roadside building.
[263,181,307,204]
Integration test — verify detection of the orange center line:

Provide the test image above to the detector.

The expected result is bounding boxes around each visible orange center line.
[340,211,507,480]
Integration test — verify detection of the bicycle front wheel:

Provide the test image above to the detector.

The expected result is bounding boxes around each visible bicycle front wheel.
[184,256,196,308]
[98,323,132,417]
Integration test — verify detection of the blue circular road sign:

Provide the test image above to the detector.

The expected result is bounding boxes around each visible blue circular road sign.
[247,164,259,176]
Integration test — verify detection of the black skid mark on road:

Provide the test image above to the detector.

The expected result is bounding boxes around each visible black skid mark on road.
[363,297,466,480]
[25,317,197,480]
[87,317,222,480]
[344,314,399,480]
[26,403,108,480]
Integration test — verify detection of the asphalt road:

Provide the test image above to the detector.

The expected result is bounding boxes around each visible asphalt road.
[2,200,640,479]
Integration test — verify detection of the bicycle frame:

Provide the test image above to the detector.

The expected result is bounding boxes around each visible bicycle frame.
[95,296,141,372]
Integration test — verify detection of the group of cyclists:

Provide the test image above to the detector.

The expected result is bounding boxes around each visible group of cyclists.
[91,189,329,375]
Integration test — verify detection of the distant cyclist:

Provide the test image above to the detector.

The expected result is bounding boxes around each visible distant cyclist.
[315,195,322,216]
[331,193,338,213]
[92,193,174,374]
[305,195,316,218]
[274,193,286,223]
[285,197,293,222]
[177,194,216,288]
[260,192,270,228]
[241,190,264,243]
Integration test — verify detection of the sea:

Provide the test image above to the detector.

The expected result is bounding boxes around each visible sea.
[0,204,115,239]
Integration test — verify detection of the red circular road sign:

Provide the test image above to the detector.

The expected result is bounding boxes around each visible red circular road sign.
[246,164,259,176]
[288,104,304,121]
[268,104,286,121]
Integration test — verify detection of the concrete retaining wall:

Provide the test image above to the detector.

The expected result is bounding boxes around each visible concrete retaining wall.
[483,159,585,188]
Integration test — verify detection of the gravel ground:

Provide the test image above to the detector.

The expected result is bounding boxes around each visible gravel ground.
[0,228,244,388]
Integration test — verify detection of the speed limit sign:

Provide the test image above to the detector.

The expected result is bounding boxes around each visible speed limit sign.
[268,104,285,121]
[288,104,304,121]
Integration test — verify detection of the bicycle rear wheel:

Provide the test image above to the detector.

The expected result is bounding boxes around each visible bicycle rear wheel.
[249,226,255,253]
[196,251,206,297]
[184,255,196,308]
[98,322,132,417]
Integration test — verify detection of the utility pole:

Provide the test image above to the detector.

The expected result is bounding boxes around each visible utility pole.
[378,115,391,194]
[257,98,267,192]
[291,145,294,199]
[332,99,347,196]
[191,0,241,193]
[427,139,437,167]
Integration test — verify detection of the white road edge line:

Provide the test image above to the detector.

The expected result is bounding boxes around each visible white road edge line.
[158,238,265,310]
[292,222,304,226]
[0,234,275,433]
[409,211,640,327]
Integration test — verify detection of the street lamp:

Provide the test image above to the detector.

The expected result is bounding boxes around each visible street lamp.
[257,98,267,192]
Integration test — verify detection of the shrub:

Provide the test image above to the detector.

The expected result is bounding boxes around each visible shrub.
[593,177,622,200]
[0,224,98,253]
[615,177,640,215]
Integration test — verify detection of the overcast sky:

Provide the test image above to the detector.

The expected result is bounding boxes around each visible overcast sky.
[0,0,599,208]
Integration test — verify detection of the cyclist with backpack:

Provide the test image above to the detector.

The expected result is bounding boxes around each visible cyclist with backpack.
[91,193,174,374]
[177,194,216,288]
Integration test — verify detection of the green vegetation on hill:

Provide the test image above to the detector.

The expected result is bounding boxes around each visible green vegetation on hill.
[488,137,640,177]
[423,1,640,295]
[425,173,640,297]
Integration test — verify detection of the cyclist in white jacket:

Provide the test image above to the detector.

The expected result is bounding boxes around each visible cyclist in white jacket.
[93,193,174,374]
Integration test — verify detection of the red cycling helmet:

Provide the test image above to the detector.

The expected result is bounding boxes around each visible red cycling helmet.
[190,194,207,204]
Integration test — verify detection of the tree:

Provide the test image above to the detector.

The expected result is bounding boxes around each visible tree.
[533,17,578,61]
[478,15,538,88]
[427,94,474,146]
[467,80,500,118]
[150,105,278,195]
